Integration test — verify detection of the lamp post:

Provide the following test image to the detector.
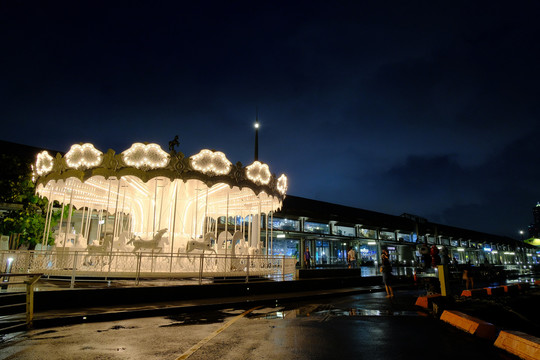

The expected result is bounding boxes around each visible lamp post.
[254,117,259,161]
[519,230,524,240]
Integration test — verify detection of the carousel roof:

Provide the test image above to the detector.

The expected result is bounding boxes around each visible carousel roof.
[33,142,288,199]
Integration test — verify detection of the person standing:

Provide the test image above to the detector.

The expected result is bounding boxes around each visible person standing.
[304,247,311,269]
[347,247,357,268]
[380,249,394,297]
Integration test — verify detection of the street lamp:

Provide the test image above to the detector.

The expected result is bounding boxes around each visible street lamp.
[254,118,259,161]
[519,230,524,240]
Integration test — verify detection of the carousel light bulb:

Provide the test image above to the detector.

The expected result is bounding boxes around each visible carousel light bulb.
[191,149,232,175]
[36,151,54,176]
[246,161,271,185]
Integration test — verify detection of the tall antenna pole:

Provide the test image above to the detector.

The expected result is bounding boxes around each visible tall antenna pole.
[254,107,259,161]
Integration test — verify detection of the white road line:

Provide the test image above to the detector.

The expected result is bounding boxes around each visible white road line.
[175,306,262,360]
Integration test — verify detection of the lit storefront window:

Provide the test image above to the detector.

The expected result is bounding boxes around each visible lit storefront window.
[333,225,355,237]
[271,238,299,259]
[358,228,376,239]
[380,231,395,241]
[304,221,330,234]
[270,217,300,231]
[397,233,414,242]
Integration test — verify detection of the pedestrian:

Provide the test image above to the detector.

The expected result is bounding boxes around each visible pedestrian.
[347,247,357,268]
[380,249,394,297]
[304,247,311,269]
[430,245,440,268]
[463,261,474,289]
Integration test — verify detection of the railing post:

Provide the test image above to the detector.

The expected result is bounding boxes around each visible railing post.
[282,255,286,281]
[25,275,41,329]
[70,251,78,289]
[246,255,250,283]
[136,253,141,286]
[199,254,204,285]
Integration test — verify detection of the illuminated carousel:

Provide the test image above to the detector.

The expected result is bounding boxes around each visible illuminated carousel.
[28,142,292,280]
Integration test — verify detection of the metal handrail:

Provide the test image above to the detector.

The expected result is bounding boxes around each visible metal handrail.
[0,273,43,332]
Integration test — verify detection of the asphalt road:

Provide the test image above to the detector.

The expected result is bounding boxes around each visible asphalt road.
[0,289,519,360]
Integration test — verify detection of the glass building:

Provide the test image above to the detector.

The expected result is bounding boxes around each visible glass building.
[269,195,539,272]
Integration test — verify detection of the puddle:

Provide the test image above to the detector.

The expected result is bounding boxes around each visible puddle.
[97,325,137,332]
[162,310,230,327]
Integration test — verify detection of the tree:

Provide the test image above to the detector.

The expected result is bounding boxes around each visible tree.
[0,154,61,249]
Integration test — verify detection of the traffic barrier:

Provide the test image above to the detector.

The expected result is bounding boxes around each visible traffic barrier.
[516,283,530,291]
[484,286,505,296]
[440,310,498,340]
[502,284,519,295]
[460,288,487,297]
[494,330,540,360]
[415,294,441,309]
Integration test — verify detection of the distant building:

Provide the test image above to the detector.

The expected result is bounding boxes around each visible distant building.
[528,202,540,238]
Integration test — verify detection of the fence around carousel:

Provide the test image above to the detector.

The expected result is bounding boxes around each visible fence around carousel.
[0,250,296,286]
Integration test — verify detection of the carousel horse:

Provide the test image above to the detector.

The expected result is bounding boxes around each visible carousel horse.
[84,235,113,266]
[185,232,216,255]
[126,228,168,252]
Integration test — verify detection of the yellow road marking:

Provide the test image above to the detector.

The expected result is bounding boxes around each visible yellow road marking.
[175,306,262,360]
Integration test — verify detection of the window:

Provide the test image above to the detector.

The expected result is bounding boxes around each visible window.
[304,221,330,234]
[270,217,300,231]
[380,231,395,241]
[333,225,355,237]
[358,228,377,239]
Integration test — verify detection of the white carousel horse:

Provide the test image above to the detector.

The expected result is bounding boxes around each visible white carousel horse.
[185,232,216,255]
[126,228,169,252]
[112,232,131,251]
[84,235,113,266]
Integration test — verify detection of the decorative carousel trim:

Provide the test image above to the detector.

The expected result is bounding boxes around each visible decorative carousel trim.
[34,142,288,200]
[190,149,232,175]
[36,151,54,176]
[65,143,103,169]
[122,143,170,169]
[245,161,271,185]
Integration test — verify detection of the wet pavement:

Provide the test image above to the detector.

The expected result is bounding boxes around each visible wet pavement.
[0,289,526,360]
[1,274,539,359]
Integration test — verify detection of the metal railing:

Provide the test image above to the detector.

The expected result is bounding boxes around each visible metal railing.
[0,273,42,332]
[0,250,296,286]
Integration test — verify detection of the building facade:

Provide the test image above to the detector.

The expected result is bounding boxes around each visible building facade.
[271,196,539,272]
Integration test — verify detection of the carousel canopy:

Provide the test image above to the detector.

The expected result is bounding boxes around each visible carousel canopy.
[33,142,288,216]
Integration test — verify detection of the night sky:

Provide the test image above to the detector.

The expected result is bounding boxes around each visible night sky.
[1,1,539,238]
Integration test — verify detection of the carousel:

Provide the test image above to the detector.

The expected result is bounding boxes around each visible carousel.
[26,142,293,280]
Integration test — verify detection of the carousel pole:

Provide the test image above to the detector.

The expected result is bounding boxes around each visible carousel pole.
[118,186,126,236]
[79,202,86,236]
[270,210,274,257]
[224,192,229,267]
[103,180,112,244]
[56,190,67,247]
[169,182,179,272]
[194,184,199,239]
[85,207,92,242]
[41,186,54,247]
[258,196,262,251]
[153,178,158,235]
[158,179,165,232]
[205,187,209,235]
[63,185,74,252]
[107,178,122,274]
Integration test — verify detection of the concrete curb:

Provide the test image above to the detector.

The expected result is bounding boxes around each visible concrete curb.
[494,330,540,360]
[417,282,539,360]
[440,310,498,341]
